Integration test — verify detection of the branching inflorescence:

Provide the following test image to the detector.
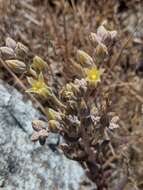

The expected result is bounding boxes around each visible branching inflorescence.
[0,25,119,189]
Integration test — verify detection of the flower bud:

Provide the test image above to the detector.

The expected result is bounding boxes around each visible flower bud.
[48,120,60,133]
[97,25,110,42]
[5,59,26,73]
[38,129,48,138]
[63,84,75,99]
[70,59,84,77]
[5,37,17,49]
[76,50,93,66]
[15,42,28,57]
[74,79,87,94]
[95,43,108,57]
[32,55,47,72]
[60,85,74,101]
[0,46,15,59]
[109,116,119,130]
[46,108,61,121]
[27,67,37,78]
[89,32,100,46]
[32,119,45,131]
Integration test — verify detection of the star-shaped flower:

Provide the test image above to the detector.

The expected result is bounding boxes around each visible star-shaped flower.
[26,72,52,97]
[85,67,102,84]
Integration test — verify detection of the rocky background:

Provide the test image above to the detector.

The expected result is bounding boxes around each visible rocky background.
[0,81,94,190]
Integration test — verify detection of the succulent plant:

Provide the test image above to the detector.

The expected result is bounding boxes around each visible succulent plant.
[0,26,120,189]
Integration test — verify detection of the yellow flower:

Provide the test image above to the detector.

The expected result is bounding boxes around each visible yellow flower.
[27,73,66,109]
[26,72,52,97]
[85,67,102,85]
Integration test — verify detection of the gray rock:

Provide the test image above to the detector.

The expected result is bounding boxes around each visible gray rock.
[0,81,94,190]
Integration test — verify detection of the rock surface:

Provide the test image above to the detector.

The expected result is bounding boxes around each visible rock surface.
[0,81,94,190]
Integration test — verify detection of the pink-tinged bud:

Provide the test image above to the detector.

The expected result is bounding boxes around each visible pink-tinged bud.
[97,25,110,42]
[38,129,49,138]
[0,47,15,59]
[15,42,28,57]
[5,37,17,50]
[89,32,101,46]
[32,119,45,131]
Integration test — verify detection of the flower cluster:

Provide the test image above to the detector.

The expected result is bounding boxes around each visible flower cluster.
[89,25,117,57]
[0,25,119,189]
[31,120,48,145]
[28,25,118,188]
[0,38,28,73]
[76,50,103,86]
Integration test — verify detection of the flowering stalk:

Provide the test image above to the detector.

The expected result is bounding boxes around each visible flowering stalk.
[0,25,119,190]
